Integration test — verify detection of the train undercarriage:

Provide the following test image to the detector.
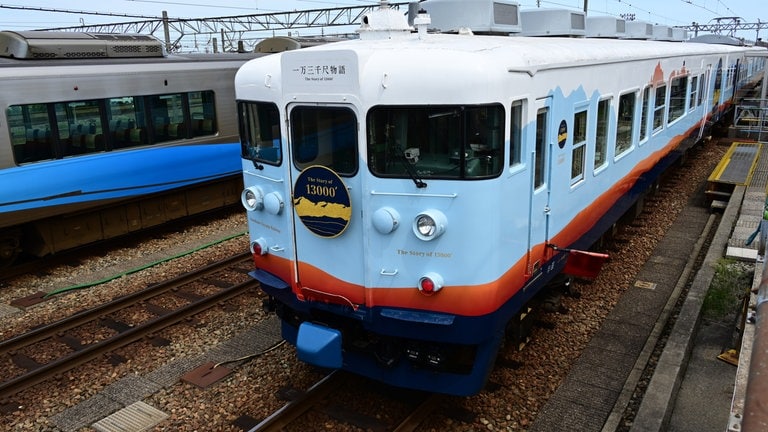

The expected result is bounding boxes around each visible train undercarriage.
[0,176,242,268]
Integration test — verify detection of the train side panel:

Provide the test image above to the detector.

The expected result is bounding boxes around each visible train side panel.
[236,5,763,395]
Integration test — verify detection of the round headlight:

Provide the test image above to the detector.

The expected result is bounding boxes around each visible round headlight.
[416,215,436,236]
[264,191,284,215]
[241,187,264,211]
[372,207,400,234]
[412,209,447,241]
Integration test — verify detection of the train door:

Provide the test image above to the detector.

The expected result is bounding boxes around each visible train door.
[527,97,553,275]
[286,103,367,306]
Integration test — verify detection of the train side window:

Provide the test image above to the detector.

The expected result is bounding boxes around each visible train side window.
[697,73,706,106]
[509,100,523,167]
[239,101,282,166]
[7,104,54,163]
[594,98,610,170]
[109,96,146,149]
[653,84,666,133]
[189,91,217,137]
[668,76,687,123]
[107,97,136,149]
[534,107,547,189]
[615,91,636,157]
[148,94,187,143]
[689,76,699,111]
[639,86,651,144]
[291,106,357,176]
[713,59,723,107]
[571,109,587,185]
[57,100,106,157]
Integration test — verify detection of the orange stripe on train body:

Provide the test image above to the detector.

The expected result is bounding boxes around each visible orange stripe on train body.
[253,121,710,316]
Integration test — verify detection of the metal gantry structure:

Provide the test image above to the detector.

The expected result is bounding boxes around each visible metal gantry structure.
[17,3,768,53]
[686,17,767,40]
[41,3,411,53]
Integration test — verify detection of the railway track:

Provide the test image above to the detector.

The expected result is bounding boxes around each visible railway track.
[0,251,256,402]
[250,370,447,432]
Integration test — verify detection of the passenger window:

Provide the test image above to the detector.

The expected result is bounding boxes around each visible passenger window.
[653,84,666,132]
[239,101,282,166]
[58,100,105,157]
[615,92,636,156]
[190,91,217,137]
[107,97,138,149]
[572,109,587,185]
[689,76,699,110]
[148,94,187,143]
[594,98,610,170]
[640,86,651,143]
[534,107,547,189]
[8,104,54,163]
[668,76,687,123]
[510,100,523,167]
[109,96,146,149]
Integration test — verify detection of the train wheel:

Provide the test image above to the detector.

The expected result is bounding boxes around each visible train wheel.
[0,234,21,268]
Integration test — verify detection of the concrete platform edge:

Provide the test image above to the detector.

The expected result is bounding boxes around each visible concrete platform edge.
[627,185,745,432]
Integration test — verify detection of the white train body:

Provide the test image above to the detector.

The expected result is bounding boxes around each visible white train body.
[236,1,765,395]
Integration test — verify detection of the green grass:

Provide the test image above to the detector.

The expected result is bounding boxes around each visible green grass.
[702,258,752,320]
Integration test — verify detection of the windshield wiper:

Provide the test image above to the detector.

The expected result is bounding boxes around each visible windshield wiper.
[393,146,427,188]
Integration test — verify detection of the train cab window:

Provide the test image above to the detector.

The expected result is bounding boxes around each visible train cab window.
[689,76,699,111]
[594,98,610,170]
[571,109,587,185]
[367,104,504,180]
[615,92,636,156]
[668,76,687,123]
[291,106,357,175]
[239,101,282,166]
[7,104,54,163]
[653,84,667,132]
[189,91,217,137]
[640,86,651,144]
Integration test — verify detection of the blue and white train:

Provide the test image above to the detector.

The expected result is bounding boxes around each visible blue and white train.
[236,0,766,395]
[0,31,267,266]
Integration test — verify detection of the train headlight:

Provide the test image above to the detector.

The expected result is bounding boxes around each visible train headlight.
[264,191,284,215]
[372,207,400,234]
[412,209,447,241]
[418,272,444,295]
[250,237,269,256]
[241,187,264,211]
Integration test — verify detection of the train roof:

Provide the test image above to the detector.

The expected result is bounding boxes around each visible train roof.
[0,30,164,59]
[0,30,267,68]
[271,31,753,75]
[238,1,761,84]
[0,48,266,69]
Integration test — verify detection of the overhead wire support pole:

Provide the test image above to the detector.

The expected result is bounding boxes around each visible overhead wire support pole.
[162,11,171,53]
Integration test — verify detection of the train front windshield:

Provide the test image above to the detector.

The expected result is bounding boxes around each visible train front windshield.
[240,103,505,179]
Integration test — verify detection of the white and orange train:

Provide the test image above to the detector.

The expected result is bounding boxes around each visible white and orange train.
[235,0,766,395]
